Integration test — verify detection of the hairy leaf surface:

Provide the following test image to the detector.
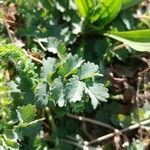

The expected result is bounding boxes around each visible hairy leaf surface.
[85,83,109,109]
[64,76,85,103]
[50,77,65,107]
[18,104,37,123]
[41,57,56,78]
[78,62,99,80]
[35,82,49,107]
[59,54,84,77]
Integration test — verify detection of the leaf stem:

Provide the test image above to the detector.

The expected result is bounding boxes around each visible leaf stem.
[45,107,60,150]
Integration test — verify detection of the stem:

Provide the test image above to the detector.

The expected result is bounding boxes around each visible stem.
[34,39,47,51]
[60,138,99,150]
[22,49,42,63]
[135,76,142,138]
[67,113,115,130]
[87,119,150,145]
[45,107,60,150]
[4,21,14,43]
[112,44,125,51]
[26,13,32,47]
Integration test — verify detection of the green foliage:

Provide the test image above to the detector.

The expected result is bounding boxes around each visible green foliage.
[41,57,56,79]
[35,82,49,107]
[84,82,108,109]
[105,29,150,51]
[50,77,64,107]
[64,76,85,103]
[78,62,99,79]
[121,0,143,10]
[0,44,38,104]
[36,53,109,110]
[74,0,122,30]
[0,43,109,148]
[0,72,43,149]
[18,104,37,123]
[58,54,84,77]
[0,44,37,82]
[0,0,149,149]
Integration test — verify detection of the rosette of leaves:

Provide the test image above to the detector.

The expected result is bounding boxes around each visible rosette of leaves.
[35,53,109,112]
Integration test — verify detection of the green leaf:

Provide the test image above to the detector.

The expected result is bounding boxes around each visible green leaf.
[50,77,65,107]
[90,0,121,29]
[74,0,93,17]
[17,104,37,123]
[7,81,20,93]
[130,140,146,150]
[143,100,150,119]
[105,30,150,52]
[2,134,19,150]
[131,108,145,123]
[57,41,67,59]
[3,129,17,141]
[111,114,132,128]
[85,82,109,109]
[64,76,85,103]
[121,0,143,10]
[59,54,84,77]
[20,122,41,137]
[78,62,99,80]
[74,0,121,29]
[71,101,85,113]
[35,82,49,107]
[38,37,66,58]
[41,57,56,78]
[47,37,63,54]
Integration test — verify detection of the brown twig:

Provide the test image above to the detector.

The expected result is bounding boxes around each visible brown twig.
[133,14,150,20]
[4,19,42,64]
[25,52,42,63]
[22,49,42,64]
[67,113,116,130]
[4,21,14,43]
[135,76,142,138]
[34,39,47,51]
[87,119,150,145]
[139,67,150,75]
[81,122,93,140]
[60,138,101,150]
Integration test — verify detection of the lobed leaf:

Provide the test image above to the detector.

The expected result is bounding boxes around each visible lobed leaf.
[41,57,56,79]
[78,62,99,80]
[50,77,65,107]
[59,54,84,77]
[35,82,49,107]
[64,76,85,103]
[85,82,109,109]
[17,104,37,123]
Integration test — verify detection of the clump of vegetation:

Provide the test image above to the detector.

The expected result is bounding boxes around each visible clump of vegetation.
[0,0,150,149]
